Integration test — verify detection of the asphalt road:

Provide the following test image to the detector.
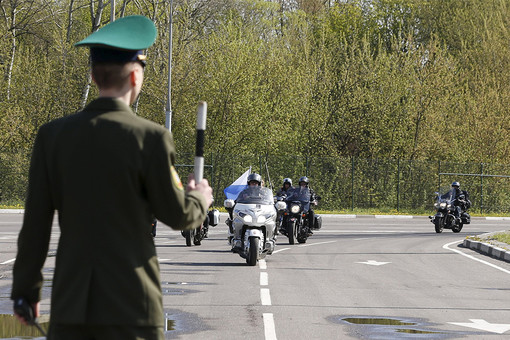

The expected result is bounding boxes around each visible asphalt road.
[1,212,509,339]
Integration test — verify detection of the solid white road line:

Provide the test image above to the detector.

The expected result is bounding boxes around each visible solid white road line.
[272,247,290,254]
[261,288,271,306]
[319,230,423,233]
[298,240,336,247]
[263,313,278,340]
[375,215,413,219]
[443,240,510,275]
[260,272,268,286]
[1,258,16,264]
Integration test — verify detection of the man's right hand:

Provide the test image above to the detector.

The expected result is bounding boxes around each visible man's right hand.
[186,174,213,207]
[13,299,39,326]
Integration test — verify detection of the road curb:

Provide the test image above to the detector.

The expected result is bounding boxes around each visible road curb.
[0,209,24,213]
[463,235,510,263]
[0,209,507,220]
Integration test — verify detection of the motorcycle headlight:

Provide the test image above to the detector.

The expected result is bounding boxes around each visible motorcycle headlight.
[434,202,440,208]
[447,204,451,209]
[243,215,253,223]
[440,202,447,209]
[257,215,266,223]
[291,204,300,214]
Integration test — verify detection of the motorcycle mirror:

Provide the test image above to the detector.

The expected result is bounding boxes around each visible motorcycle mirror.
[224,199,235,209]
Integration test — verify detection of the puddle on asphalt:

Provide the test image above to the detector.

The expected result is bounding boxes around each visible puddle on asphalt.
[397,328,442,334]
[342,317,415,326]
[0,314,49,339]
[339,316,448,338]
[166,318,175,331]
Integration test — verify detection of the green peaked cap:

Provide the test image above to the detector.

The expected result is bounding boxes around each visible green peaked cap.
[75,15,157,50]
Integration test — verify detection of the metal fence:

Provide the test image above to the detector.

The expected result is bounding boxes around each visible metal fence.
[3,152,510,214]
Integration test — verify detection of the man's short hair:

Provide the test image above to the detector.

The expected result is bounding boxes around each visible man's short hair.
[92,62,137,90]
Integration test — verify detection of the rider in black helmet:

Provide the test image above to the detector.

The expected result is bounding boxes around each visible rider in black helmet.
[450,181,471,224]
[275,178,294,234]
[236,173,262,202]
[276,178,293,197]
[298,176,320,232]
[226,173,263,245]
[247,173,262,187]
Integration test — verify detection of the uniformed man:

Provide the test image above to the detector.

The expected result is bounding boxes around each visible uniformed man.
[11,15,212,340]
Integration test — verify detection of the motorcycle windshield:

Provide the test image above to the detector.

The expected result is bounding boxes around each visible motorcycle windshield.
[438,189,455,202]
[285,187,311,210]
[236,186,274,205]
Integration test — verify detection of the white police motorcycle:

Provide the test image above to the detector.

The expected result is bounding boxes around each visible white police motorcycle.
[224,186,285,266]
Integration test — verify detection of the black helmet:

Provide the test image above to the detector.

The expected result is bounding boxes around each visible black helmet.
[299,176,309,186]
[452,181,460,188]
[247,173,262,186]
[283,178,292,186]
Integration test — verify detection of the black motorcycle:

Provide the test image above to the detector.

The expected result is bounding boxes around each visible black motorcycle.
[182,209,220,246]
[429,191,470,233]
[279,187,319,244]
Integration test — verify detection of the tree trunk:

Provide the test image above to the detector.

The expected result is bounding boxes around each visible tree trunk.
[6,10,16,101]
[79,0,106,110]
[66,0,75,43]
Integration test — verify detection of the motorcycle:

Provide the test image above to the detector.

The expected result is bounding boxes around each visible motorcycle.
[224,186,283,266]
[429,190,471,233]
[151,218,157,238]
[279,187,320,244]
[274,193,288,233]
[182,209,220,246]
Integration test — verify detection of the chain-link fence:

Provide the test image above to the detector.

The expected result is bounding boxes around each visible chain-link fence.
[3,152,510,214]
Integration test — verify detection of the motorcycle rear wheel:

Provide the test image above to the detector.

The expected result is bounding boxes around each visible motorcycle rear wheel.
[193,229,202,245]
[452,223,463,233]
[184,229,193,246]
[297,228,307,243]
[247,236,259,266]
[434,219,444,233]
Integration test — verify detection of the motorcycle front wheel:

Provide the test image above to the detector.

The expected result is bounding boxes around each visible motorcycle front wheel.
[247,236,259,266]
[434,218,444,233]
[286,220,296,245]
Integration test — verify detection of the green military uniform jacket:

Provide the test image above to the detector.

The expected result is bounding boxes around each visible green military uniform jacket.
[11,98,207,327]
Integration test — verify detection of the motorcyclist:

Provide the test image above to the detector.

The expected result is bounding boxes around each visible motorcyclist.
[236,173,262,201]
[297,176,320,232]
[445,181,471,224]
[151,217,157,238]
[275,178,294,234]
[276,178,294,197]
[452,181,471,222]
[226,173,262,244]
[228,173,276,252]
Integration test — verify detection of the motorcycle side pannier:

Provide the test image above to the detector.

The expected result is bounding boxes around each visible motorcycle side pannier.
[208,209,220,226]
[314,215,322,230]
[461,212,471,225]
